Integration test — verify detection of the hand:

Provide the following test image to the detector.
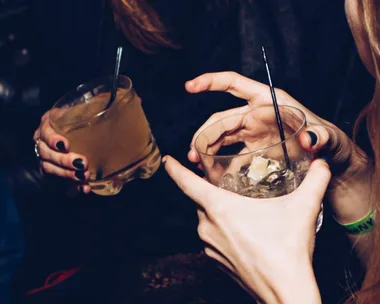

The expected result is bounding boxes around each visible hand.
[186,72,370,185]
[33,111,91,194]
[164,156,329,303]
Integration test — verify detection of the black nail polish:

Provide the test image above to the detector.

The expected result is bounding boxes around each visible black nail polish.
[307,131,318,146]
[75,171,86,181]
[56,141,66,152]
[73,158,84,170]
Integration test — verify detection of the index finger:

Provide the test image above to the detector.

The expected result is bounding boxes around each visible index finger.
[185,72,269,102]
[185,72,321,124]
[40,118,70,152]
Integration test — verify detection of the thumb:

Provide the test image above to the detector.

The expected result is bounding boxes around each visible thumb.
[163,156,223,209]
[297,159,331,202]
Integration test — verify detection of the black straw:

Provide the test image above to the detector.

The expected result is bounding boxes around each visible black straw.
[105,46,123,110]
[261,46,291,170]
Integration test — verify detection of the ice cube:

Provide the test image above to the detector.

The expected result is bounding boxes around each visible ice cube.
[246,156,282,184]
[219,173,235,191]
[247,156,269,183]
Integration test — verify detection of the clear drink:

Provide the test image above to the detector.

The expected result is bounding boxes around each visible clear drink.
[50,76,161,196]
[195,105,323,232]
[218,156,310,198]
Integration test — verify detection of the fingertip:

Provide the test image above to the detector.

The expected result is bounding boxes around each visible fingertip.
[56,140,67,152]
[302,126,330,152]
[304,158,332,187]
[76,185,91,195]
[185,80,195,91]
[162,155,216,208]
[299,130,317,152]
[186,79,205,93]
[74,170,89,182]
[51,135,70,152]
[297,158,331,202]
[312,158,331,171]
[306,131,318,146]
[82,185,91,194]
[188,149,200,163]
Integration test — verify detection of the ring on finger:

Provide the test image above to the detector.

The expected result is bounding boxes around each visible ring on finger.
[34,138,41,159]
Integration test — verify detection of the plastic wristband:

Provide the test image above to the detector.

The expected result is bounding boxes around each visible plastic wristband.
[337,209,376,235]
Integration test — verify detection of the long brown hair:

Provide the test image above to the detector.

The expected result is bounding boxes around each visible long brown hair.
[351,0,380,303]
[108,0,180,54]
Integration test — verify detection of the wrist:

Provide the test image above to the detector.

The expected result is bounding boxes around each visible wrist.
[249,256,321,304]
[328,158,373,224]
[272,260,320,304]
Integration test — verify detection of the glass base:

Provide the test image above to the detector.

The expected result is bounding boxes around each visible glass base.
[88,141,161,196]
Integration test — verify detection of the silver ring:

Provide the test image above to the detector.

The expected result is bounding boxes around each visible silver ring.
[34,138,40,159]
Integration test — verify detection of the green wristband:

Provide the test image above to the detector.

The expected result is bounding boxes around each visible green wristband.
[338,209,376,235]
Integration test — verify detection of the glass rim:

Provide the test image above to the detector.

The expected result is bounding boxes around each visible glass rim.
[194,105,307,158]
[49,75,133,129]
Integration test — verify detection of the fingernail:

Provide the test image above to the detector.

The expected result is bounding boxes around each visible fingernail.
[56,141,66,152]
[75,171,86,181]
[162,156,167,164]
[73,158,85,170]
[307,131,318,146]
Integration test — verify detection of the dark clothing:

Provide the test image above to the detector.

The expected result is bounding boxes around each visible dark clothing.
[0,171,24,304]
[22,0,373,302]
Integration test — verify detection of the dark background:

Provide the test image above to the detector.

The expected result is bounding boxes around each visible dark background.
[0,0,375,303]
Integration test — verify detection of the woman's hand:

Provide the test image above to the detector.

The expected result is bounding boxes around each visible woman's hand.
[186,72,373,226]
[33,111,91,194]
[164,156,329,303]
[186,72,369,183]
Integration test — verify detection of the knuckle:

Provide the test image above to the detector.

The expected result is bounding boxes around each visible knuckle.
[276,88,286,96]
[37,146,46,160]
[204,247,214,258]
[57,154,69,168]
[208,202,227,220]
[197,222,210,242]
[274,88,287,100]
[47,136,57,149]
[210,112,222,122]
[39,122,49,139]
[41,111,48,120]
[41,111,50,122]
[33,129,40,141]
[225,71,237,77]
